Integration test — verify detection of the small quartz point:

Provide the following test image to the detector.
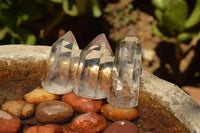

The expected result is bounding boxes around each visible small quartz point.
[74,34,114,99]
[42,31,80,94]
[107,29,142,108]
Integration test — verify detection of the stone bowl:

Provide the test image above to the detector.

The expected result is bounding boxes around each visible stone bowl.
[0,45,200,133]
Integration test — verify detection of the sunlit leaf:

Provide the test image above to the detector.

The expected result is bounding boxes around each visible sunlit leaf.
[155,9,163,24]
[151,0,172,10]
[177,32,195,42]
[163,0,188,32]
[50,0,63,3]
[25,34,36,45]
[0,28,8,40]
[62,0,78,16]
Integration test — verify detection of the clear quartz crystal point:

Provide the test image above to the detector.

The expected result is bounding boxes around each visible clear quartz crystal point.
[107,29,142,108]
[74,34,114,99]
[42,31,80,94]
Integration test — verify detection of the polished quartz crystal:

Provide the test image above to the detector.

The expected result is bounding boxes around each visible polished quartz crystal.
[107,29,142,108]
[42,31,80,94]
[74,34,114,99]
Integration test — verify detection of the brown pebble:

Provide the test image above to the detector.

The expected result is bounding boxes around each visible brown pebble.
[36,100,74,124]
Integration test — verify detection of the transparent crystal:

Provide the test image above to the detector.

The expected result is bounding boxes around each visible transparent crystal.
[74,34,114,99]
[42,31,80,94]
[107,29,142,108]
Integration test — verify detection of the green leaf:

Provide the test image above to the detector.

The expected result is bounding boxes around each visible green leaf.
[177,32,195,42]
[6,27,22,41]
[184,0,200,29]
[62,0,78,16]
[152,23,165,38]
[151,0,172,10]
[0,28,8,40]
[50,0,63,3]
[195,30,200,39]
[25,34,36,45]
[155,9,163,24]
[16,14,29,26]
[152,23,173,38]
[163,0,188,32]
[86,0,102,17]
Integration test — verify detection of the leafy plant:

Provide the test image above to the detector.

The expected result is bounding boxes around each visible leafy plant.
[51,0,103,17]
[152,0,200,84]
[152,0,200,42]
[0,0,46,44]
[0,0,103,45]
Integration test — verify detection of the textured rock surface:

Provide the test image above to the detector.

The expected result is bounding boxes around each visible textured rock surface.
[141,70,200,133]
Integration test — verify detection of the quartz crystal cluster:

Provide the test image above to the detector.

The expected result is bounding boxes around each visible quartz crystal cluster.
[42,29,142,108]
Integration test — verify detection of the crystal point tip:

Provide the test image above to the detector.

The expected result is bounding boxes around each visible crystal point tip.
[125,29,141,42]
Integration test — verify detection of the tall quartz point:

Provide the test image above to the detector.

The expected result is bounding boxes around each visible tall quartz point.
[42,31,80,94]
[107,29,142,108]
[74,34,114,99]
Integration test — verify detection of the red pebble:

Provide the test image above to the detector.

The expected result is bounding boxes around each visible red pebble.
[103,120,139,133]
[63,126,78,133]
[0,110,21,133]
[65,112,107,133]
[62,92,103,113]
[24,124,63,133]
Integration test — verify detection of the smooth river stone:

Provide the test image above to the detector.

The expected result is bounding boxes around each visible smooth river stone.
[64,112,107,133]
[103,120,139,133]
[36,100,74,124]
[62,91,103,113]
[0,110,21,133]
[24,124,63,133]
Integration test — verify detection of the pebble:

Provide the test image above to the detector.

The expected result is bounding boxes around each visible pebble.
[62,91,103,113]
[65,112,107,133]
[103,120,139,133]
[0,110,21,133]
[24,124,63,133]
[24,86,59,105]
[2,100,35,119]
[36,100,74,124]
[101,103,138,121]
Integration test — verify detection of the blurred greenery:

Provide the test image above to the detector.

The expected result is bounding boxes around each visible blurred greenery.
[0,0,103,45]
[152,0,200,42]
[1,0,199,47]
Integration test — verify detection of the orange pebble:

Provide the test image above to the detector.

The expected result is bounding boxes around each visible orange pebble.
[24,124,63,133]
[101,103,138,121]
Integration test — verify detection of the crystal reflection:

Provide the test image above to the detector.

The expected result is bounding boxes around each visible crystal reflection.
[74,34,114,99]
